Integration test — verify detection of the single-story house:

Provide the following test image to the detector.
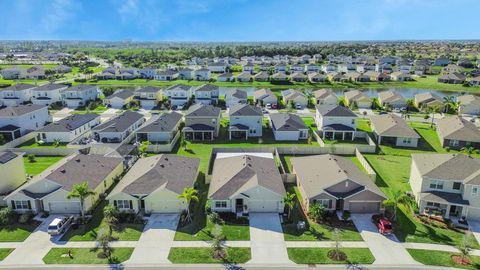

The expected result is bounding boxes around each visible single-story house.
[103,89,135,109]
[253,89,277,107]
[313,89,338,106]
[136,111,182,143]
[92,111,145,143]
[269,113,308,141]
[344,90,372,109]
[0,152,26,197]
[436,116,480,149]
[281,89,308,109]
[370,113,420,147]
[414,92,445,111]
[36,113,100,143]
[458,95,480,115]
[377,90,406,109]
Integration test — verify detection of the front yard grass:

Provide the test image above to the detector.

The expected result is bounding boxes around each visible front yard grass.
[23,156,64,176]
[168,247,251,264]
[282,185,362,241]
[0,248,14,261]
[42,248,134,264]
[287,248,375,264]
[18,139,68,149]
[61,201,144,241]
[407,249,480,270]
[0,223,39,242]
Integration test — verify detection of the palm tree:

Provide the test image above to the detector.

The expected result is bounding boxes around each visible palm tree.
[103,204,119,236]
[405,98,415,112]
[283,192,296,221]
[66,182,96,221]
[461,146,479,157]
[177,187,199,223]
[425,105,440,128]
[308,202,326,223]
[180,134,188,150]
[52,138,61,148]
[137,141,150,157]
[382,190,413,221]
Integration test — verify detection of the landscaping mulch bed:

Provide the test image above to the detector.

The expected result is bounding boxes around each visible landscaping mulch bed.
[451,255,471,266]
[328,250,347,261]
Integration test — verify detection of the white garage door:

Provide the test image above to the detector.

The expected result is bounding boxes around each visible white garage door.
[249,200,279,213]
[49,202,81,214]
[349,202,380,213]
[148,200,183,213]
[468,207,480,221]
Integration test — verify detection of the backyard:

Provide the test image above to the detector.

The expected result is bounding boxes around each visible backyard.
[23,156,64,176]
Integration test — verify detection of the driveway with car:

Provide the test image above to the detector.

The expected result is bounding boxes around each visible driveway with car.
[126,214,179,265]
[248,213,292,265]
[351,214,417,265]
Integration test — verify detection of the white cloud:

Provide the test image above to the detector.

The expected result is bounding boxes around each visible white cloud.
[40,0,81,34]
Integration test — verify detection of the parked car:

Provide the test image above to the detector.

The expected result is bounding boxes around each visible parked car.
[295,104,303,109]
[47,216,74,235]
[372,214,392,235]
[266,103,272,109]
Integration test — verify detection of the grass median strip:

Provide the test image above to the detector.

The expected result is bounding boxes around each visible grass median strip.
[43,248,134,264]
[0,248,14,261]
[287,248,375,264]
[168,247,251,264]
[407,249,480,270]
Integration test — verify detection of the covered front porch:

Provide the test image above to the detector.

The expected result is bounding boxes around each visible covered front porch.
[419,191,469,220]
[229,124,249,140]
[182,124,214,141]
[321,124,356,141]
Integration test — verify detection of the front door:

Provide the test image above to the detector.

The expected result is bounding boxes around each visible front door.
[140,199,145,211]
[236,198,243,213]
[450,205,457,217]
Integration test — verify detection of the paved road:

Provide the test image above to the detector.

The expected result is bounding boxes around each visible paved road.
[351,214,417,265]
[248,213,292,265]
[126,214,179,265]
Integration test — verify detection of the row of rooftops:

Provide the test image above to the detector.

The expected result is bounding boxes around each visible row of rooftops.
[0,83,96,93]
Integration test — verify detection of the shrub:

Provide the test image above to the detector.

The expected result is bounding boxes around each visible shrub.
[444,146,451,152]
[204,200,212,214]
[0,208,16,225]
[18,212,33,224]
[342,211,351,221]
[27,154,36,163]
[208,212,224,225]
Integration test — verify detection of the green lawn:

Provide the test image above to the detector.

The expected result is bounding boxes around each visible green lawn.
[61,201,144,241]
[18,139,68,149]
[0,248,14,260]
[175,217,250,241]
[282,185,362,241]
[42,248,134,264]
[168,247,251,264]
[0,223,38,242]
[407,249,480,270]
[287,248,375,264]
[357,118,372,133]
[23,156,64,176]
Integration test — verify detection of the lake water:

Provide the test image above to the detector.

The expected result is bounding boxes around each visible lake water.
[217,86,478,99]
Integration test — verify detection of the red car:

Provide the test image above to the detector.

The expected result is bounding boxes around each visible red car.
[372,214,393,235]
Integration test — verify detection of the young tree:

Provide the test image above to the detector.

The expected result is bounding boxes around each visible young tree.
[283,192,296,221]
[331,228,342,260]
[211,224,226,259]
[177,187,199,223]
[137,141,150,157]
[96,228,111,258]
[27,154,36,163]
[66,182,96,221]
[382,190,413,221]
[426,105,440,128]
[103,204,119,236]
[180,134,188,150]
[457,231,474,265]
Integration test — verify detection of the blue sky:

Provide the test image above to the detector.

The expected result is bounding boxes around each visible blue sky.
[1,0,479,41]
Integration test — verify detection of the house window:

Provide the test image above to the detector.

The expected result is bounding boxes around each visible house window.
[449,140,460,147]
[429,180,444,190]
[473,186,479,195]
[249,128,256,134]
[402,137,412,144]
[116,200,130,210]
[426,202,441,208]
[453,182,461,190]
[314,199,331,209]
[15,200,30,210]
[351,119,355,125]
[215,201,227,208]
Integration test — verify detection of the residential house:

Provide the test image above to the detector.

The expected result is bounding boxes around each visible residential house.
[321,64,337,73]
[290,65,304,73]
[274,64,287,72]
[370,113,420,147]
[308,72,328,83]
[236,72,252,82]
[193,68,211,81]
[254,71,270,82]
[378,90,406,109]
[364,71,390,82]
[315,105,357,140]
[154,70,179,81]
[243,63,255,74]
[61,84,99,109]
[139,67,156,79]
[116,68,139,80]
[253,88,277,107]
[269,113,308,141]
[36,114,100,143]
[458,95,480,115]
[135,86,162,109]
[442,64,464,74]
[409,154,480,221]
[92,111,145,143]
[291,154,386,212]
[31,84,68,106]
[436,116,480,149]
[344,90,372,109]
[24,66,45,80]
[414,92,445,111]
[305,64,320,73]
[107,154,199,213]
[178,68,193,80]
[271,72,289,82]
[164,84,193,108]
[194,84,219,105]
[96,67,116,80]
[434,57,450,66]
[52,65,72,74]
[217,72,234,82]
[136,111,182,143]
[183,103,221,141]
[103,89,135,109]
[327,72,347,82]
[0,83,36,106]
[208,153,286,214]
[0,104,50,140]
[290,72,307,82]
[313,89,338,106]
[0,152,26,197]
[438,73,466,84]
[228,104,263,139]
[225,88,248,108]
[470,76,480,86]
[208,63,227,73]
[390,71,413,81]
[281,89,308,109]
[345,72,370,82]
[1,67,25,79]
[6,153,124,214]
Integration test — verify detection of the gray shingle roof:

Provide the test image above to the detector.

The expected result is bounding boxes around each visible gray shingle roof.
[64,84,97,92]
[92,111,143,133]
[316,104,357,117]
[195,84,218,92]
[185,103,221,117]
[437,116,480,142]
[166,84,191,91]
[270,113,307,131]
[33,84,68,91]
[378,90,405,103]
[0,152,18,164]
[412,154,480,184]
[226,88,247,99]
[106,89,135,100]
[370,113,420,138]
[0,104,46,117]
[208,155,286,199]
[0,83,36,92]
[137,111,182,133]
[229,104,262,117]
[37,114,99,133]
[136,86,161,93]
[313,89,337,100]
[109,154,199,196]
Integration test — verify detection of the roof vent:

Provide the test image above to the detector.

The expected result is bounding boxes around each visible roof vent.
[160,164,165,168]
[75,158,81,162]
[60,169,66,173]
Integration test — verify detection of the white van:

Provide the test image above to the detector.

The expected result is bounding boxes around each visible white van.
[47,216,74,235]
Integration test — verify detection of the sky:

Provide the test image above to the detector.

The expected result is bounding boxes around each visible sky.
[0,0,479,42]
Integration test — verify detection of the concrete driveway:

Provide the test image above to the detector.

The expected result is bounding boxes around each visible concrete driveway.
[1,215,64,265]
[351,214,417,265]
[248,213,292,265]
[52,108,73,122]
[126,214,180,265]
[469,220,480,245]
[99,108,119,122]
